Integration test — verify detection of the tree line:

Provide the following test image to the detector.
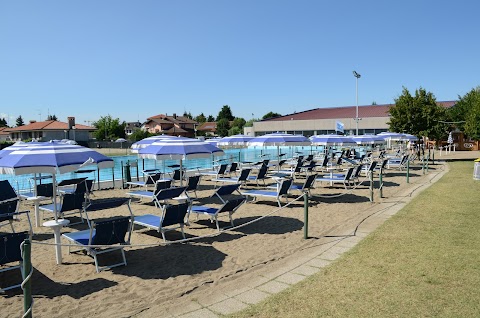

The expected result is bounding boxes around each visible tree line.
[388,86,480,143]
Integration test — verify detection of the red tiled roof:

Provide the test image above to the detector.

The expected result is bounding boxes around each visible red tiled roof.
[0,127,9,135]
[147,114,197,124]
[197,122,217,132]
[5,120,95,132]
[163,126,188,133]
[263,101,457,122]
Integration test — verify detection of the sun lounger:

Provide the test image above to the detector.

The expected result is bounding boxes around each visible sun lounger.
[241,178,293,207]
[62,215,133,272]
[387,155,409,170]
[210,184,243,204]
[39,192,86,224]
[0,180,32,233]
[316,167,355,189]
[289,174,317,196]
[189,198,246,231]
[133,203,190,242]
[126,171,163,188]
[0,231,30,291]
[213,168,251,188]
[126,180,173,206]
[200,163,228,179]
[246,165,269,186]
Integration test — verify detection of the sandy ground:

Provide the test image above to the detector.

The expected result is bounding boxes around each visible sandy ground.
[0,159,452,317]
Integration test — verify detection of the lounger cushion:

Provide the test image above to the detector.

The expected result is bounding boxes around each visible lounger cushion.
[133,214,162,228]
[39,203,62,212]
[126,190,153,198]
[242,190,277,197]
[191,206,217,215]
[63,229,95,246]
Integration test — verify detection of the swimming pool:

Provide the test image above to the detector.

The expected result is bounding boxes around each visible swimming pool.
[1,146,321,192]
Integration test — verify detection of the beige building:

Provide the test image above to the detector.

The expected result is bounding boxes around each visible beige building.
[245,102,456,136]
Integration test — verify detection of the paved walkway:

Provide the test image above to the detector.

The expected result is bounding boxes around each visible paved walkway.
[134,158,462,318]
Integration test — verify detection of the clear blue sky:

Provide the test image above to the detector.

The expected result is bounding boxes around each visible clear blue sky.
[1,1,479,126]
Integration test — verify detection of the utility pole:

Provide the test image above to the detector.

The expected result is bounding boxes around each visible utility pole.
[353,71,361,135]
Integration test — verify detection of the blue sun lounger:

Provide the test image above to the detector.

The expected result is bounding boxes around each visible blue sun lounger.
[62,215,133,272]
[133,202,190,242]
[0,231,30,292]
[241,178,293,207]
[189,198,246,231]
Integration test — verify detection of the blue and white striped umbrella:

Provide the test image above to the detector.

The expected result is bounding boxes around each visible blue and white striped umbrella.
[403,133,419,141]
[447,132,453,144]
[0,141,114,221]
[138,137,224,160]
[351,135,386,145]
[247,133,310,171]
[0,141,114,175]
[131,135,177,153]
[377,132,406,141]
[204,137,222,147]
[0,141,47,159]
[309,134,356,146]
[138,137,224,185]
[217,134,253,148]
[247,133,310,147]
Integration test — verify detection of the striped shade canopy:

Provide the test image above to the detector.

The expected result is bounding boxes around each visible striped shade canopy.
[350,135,386,145]
[377,132,407,141]
[204,137,222,147]
[217,134,253,148]
[403,133,419,141]
[247,133,310,147]
[131,135,178,153]
[0,141,47,160]
[309,134,356,146]
[138,137,224,160]
[0,141,114,175]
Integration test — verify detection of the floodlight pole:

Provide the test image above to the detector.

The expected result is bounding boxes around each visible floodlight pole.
[353,71,361,135]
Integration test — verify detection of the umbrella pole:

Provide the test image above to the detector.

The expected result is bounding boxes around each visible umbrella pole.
[277,146,280,172]
[33,174,37,197]
[180,160,183,187]
[52,174,58,221]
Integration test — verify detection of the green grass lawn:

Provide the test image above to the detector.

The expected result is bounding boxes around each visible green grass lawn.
[230,162,480,317]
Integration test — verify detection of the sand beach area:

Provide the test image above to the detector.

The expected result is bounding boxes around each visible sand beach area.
[1,153,474,317]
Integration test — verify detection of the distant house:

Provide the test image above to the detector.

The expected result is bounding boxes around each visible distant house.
[5,117,95,142]
[0,127,11,142]
[125,121,142,136]
[143,113,198,137]
[196,122,217,136]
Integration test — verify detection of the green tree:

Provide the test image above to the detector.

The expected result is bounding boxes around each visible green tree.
[128,128,151,142]
[228,126,243,136]
[207,115,215,122]
[194,113,206,123]
[0,118,8,127]
[244,118,259,127]
[449,87,480,137]
[388,87,447,140]
[216,105,234,121]
[47,114,58,121]
[231,117,246,130]
[183,111,193,119]
[262,112,281,120]
[16,115,24,127]
[216,118,230,137]
[459,87,480,140]
[93,115,126,141]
